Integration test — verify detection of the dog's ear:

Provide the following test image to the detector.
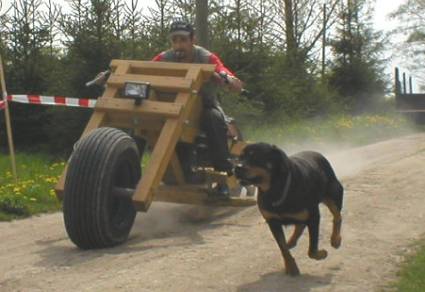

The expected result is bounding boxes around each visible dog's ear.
[270,145,289,173]
[271,145,287,160]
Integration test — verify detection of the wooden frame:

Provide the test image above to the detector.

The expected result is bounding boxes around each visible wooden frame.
[55,60,255,211]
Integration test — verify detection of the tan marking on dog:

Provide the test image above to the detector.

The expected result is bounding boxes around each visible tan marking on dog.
[281,209,309,221]
[244,166,271,192]
[259,209,310,222]
[323,199,342,248]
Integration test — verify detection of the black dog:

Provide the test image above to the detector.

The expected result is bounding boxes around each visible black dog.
[235,143,343,276]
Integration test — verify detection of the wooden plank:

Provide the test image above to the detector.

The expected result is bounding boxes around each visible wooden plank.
[132,93,192,211]
[180,86,203,143]
[131,67,187,78]
[132,66,211,210]
[95,97,183,118]
[153,185,257,207]
[108,74,192,92]
[54,164,68,200]
[111,59,215,73]
[185,66,204,91]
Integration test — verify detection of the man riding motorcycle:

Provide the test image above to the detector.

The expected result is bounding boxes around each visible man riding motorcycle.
[92,19,243,195]
[152,19,243,176]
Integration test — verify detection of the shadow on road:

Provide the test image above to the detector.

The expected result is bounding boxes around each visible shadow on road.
[238,271,333,292]
[33,203,255,268]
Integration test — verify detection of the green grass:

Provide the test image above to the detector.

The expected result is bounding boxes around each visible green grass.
[244,113,420,152]
[394,242,425,291]
[0,153,64,221]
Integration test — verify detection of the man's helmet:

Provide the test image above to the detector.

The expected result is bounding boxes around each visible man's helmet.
[169,19,194,38]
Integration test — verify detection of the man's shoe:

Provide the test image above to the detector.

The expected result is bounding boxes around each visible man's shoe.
[208,183,230,199]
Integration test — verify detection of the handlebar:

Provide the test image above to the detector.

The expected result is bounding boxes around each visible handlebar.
[86,70,111,87]
[86,70,251,97]
[218,71,250,97]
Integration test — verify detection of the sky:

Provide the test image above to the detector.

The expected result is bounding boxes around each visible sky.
[1,0,416,89]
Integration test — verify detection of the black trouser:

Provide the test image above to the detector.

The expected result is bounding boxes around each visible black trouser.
[201,106,232,172]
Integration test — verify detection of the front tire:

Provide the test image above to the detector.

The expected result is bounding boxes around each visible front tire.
[63,127,141,249]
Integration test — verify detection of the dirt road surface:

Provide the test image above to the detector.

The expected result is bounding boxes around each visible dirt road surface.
[1,133,425,292]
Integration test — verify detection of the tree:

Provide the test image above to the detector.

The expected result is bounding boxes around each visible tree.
[271,0,339,62]
[145,0,173,52]
[0,0,54,148]
[390,0,425,76]
[329,0,387,112]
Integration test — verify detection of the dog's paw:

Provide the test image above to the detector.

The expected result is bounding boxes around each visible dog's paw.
[285,265,300,276]
[331,235,342,249]
[309,249,328,260]
[284,259,300,276]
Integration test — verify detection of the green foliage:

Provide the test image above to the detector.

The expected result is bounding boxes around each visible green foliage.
[244,112,415,152]
[394,242,425,292]
[0,152,63,221]
[329,0,388,113]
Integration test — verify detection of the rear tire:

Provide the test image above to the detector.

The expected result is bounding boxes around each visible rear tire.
[63,127,141,249]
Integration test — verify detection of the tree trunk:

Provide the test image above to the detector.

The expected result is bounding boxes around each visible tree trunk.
[195,0,209,48]
[284,0,297,60]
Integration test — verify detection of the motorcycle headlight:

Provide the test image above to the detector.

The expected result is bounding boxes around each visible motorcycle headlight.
[123,82,150,105]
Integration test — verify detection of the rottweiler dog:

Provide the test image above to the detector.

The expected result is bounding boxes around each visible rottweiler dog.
[234,143,343,276]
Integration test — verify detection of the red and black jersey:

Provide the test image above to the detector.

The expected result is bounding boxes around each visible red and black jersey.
[152,45,235,108]
[152,46,235,77]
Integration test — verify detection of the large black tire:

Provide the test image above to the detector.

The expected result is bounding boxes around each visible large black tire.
[63,127,141,249]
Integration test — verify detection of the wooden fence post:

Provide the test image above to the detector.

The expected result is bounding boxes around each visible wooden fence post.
[0,54,18,182]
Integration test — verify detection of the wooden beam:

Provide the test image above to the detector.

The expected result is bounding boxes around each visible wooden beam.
[108,74,193,92]
[153,185,257,207]
[113,185,256,207]
[110,59,215,73]
[95,97,183,118]
[132,65,213,211]
[132,93,194,211]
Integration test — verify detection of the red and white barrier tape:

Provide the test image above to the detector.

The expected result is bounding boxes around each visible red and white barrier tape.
[3,95,97,109]
[0,100,5,110]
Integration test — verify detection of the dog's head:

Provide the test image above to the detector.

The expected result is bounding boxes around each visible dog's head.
[235,143,289,192]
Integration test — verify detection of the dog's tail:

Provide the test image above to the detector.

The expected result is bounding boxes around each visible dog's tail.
[320,155,344,211]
